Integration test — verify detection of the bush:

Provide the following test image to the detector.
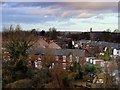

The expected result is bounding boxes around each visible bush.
[5,79,32,88]
[83,64,97,74]
[62,73,73,87]
[69,61,84,81]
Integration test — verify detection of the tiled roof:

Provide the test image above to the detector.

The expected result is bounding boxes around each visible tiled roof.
[34,48,85,57]
[88,41,120,49]
[48,42,61,49]
[36,38,48,48]
[35,38,61,49]
[76,40,120,49]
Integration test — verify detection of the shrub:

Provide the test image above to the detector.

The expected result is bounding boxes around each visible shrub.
[5,79,32,88]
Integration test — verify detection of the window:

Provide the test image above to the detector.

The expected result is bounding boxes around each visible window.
[70,57,72,62]
[52,63,55,68]
[56,56,59,61]
[86,58,89,62]
[35,61,37,68]
[63,56,66,62]
[38,61,41,65]
[29,56,31,59]
[49,66,51,69]
[63,63,66,69]
[117,51,119,55]
[4,52,9,54]
[90,59,92,63]
[37,61,42,68]
[43,46,45,48]
[38,57,41,60]
[76,57,79,62]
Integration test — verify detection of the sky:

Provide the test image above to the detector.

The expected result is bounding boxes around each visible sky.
[1,1,119,32]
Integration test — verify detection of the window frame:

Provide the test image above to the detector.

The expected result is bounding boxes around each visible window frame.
[56,56,59,61]
[62,63,66,69]
[70,57,72,62]
[63,56,66,62]
[76,57,79,62]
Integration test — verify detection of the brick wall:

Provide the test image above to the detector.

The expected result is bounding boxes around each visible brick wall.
[28,53,85,70]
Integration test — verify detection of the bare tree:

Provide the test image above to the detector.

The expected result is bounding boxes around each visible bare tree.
[9,25,14,31]
[50,65,65,88]
[42,48,56,69]
[2,25,37,87]
[45,65,73,88]
[103,47,117,88]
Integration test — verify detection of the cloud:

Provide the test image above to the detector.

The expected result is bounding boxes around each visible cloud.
[2,2,117,11]
[2,2,117,24]
[76,12,93,18]
[1,2,118,31]
[62,2,117,10]
[2,6,72,24]
[95,15,104,20]
[2,4,94,19]
[25,7,58,16]
[21,6,95,19]
[61,10,94,18]
[1,0,119,22]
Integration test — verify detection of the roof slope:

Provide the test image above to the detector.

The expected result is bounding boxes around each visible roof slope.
[35,38,61,49]
[34,48,85,57]
[36,38,48,48]
[48,42,61,49]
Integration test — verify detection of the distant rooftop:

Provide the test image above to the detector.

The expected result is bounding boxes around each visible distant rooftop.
[75,40,120,49]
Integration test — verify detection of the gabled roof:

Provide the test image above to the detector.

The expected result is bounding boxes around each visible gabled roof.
[36,38,49,48]
[35,38,61,49]
[34,48,85,57]
[48,42,61,49]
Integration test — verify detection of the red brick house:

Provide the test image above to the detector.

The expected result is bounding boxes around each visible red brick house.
[28,48,86,70]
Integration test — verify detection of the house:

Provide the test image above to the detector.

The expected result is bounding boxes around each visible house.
[113,48,120,56]
[35,38,49,48]
[62,38,74,48]
[85,57,105,67]
[76,40,120,58]
[92,59,104,67]
[35,38,61,49]
[28,48,86,70]
[48,41,61,49]
[85,57,96,64]
[2,48,11,61]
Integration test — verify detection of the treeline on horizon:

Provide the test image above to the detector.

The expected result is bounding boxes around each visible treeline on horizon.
[67,32,120,43]
[2,25,120,43]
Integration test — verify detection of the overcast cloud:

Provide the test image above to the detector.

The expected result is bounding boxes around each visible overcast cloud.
[1,2,118,31]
